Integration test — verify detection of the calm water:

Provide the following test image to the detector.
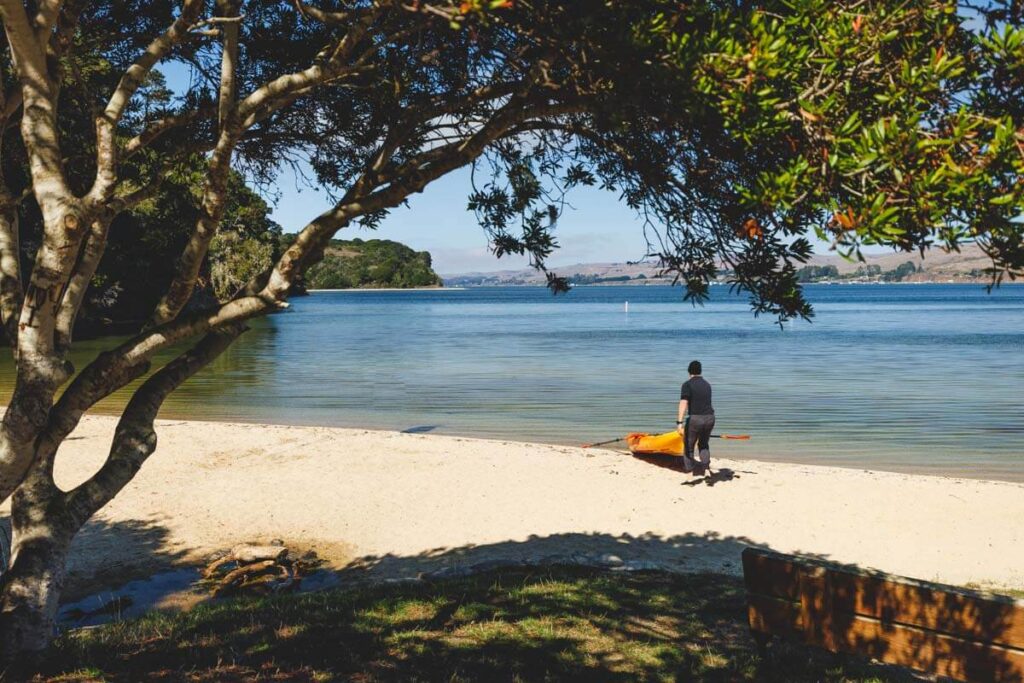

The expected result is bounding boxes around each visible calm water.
[2,284,1022,481]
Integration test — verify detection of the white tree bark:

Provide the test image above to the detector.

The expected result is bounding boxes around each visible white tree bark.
[0,0,576,662]
[0,190,21,347]
[0,477,74,660]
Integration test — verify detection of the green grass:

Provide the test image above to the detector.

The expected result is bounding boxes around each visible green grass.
[37,567,917,682]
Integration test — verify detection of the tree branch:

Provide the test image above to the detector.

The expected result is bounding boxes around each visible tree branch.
[147,0,243,328]
[235,5,384,127]
[149,3,391,327]
[265,99,582,298]
[0,0,67,199]
[147,145,236,327]
[53,215,112,353]
[292,0,370,25]
[215,0,240,131]
[31,0,61,46]
[64,325,245,526]
[123,105,214,158]
[89,0,204,203]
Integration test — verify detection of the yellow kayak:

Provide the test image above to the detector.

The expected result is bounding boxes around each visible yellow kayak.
[626,430,684,457]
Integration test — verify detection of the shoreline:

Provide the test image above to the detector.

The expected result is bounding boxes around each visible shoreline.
[8,415,1019,607]
[440,280,1023,287]
[15,407,1020,485]
[307,286,456,292]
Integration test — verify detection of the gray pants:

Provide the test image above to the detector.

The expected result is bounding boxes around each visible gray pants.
[685,414,716,469]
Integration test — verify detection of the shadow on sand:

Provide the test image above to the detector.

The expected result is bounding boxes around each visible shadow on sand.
[627,451,752,487]
[20,516,1021,681]
[52,525,775,626]
[37,525,943,682]
[64,518,193,601]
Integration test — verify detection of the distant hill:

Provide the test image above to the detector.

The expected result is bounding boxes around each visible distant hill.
[301,238,443,290]
[443,244,996,286]
[444,260,672,286]
[801,244,994,282]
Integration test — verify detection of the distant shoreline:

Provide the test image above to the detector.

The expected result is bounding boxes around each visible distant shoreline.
[437,280,1013,288]
[308,286,459,292]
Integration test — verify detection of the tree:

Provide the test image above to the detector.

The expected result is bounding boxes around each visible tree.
[303,238,442,289]
[796,264,840,282]
[0,0,1019,661]
[882,260,920,282]
[80,168,283,326]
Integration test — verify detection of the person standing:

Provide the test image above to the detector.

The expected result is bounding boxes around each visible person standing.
[677,360,715,472]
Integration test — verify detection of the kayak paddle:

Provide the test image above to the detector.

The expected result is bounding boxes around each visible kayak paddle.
[582,433,750,448]
[580,437,625,448]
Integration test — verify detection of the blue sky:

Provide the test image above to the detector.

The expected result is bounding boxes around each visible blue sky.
[161,62,848,276]
[268,162,861,275]
[161,60,641,274]
[268,164,655,275]
[307,3,979,275]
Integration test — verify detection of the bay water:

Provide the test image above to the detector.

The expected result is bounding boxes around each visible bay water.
[2,283,1021,481]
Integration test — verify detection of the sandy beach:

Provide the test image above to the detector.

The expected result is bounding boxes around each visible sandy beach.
[8,416,1022,599]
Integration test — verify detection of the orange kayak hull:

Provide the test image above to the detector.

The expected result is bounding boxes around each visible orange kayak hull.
[625,430,684,457]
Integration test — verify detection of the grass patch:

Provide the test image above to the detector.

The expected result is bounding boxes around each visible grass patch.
[36,566,919,682]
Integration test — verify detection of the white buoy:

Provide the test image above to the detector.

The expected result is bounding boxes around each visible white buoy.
[624,301,629,313]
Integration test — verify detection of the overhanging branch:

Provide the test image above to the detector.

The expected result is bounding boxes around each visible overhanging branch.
[64,324,246,526]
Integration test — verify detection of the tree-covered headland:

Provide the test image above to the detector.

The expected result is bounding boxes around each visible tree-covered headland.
[300,238,442,290]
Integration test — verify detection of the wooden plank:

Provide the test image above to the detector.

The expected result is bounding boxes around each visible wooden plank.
[799,564,838,650]
[829,569,1024,649]
[742,548,799,601]
[750,589,1024,682]
[743,548,1024,649]
[743,547,1024,681]
[747,593,802,638]
[825,612,1024,683]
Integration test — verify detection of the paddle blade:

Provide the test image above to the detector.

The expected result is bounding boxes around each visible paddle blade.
[716,434,750,440]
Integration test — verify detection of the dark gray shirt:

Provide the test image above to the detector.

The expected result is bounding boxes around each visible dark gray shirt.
[680,376,714,415]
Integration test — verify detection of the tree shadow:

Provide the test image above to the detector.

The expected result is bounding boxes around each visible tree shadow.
[18,520,1020,681]
[42,530,928,682]
[345,532,746,587]
[63,517,193,602]
[0,516,199,629]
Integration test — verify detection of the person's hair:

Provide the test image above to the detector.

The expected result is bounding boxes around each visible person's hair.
[688,360,702,375]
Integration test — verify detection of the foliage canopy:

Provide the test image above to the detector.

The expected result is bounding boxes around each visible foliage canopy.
[0,0,1020,661]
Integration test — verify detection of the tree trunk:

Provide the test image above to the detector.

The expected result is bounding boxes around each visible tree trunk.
[0,488,74,665]
[0,194,21,346]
